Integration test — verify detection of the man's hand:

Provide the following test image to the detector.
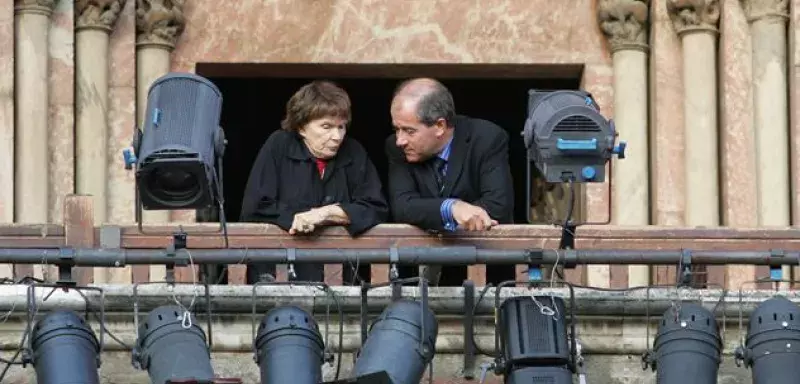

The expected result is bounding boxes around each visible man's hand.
[451,201,498,231]
[289,208,326,235]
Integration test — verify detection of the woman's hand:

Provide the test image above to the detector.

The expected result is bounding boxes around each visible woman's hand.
[289,209,326,235]
[288,205,351,235]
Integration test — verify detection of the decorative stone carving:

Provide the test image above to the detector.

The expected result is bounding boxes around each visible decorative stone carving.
[76,0,126,32]
[14,0,57,16]
[740,0,788,23]
[666,0,720,35]
[598,0,650,52]
[136,0,185,49]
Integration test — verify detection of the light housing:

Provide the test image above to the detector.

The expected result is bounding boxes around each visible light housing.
[132,305,215,384]
[735,296,800,384]
[651,303,722,384]
[127,72,226,211]
[254,305,326,384]
[497,296,573,384]
[522,89,625,184]
[28,310,101,384]
[350,299,438,384]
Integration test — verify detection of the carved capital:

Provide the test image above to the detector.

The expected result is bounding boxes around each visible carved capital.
[741,0,789,23]
[666,0,720,36]
[14,0,57,17]
[598,0,650,53]
[136,0,185,50]
[76,0,126,33]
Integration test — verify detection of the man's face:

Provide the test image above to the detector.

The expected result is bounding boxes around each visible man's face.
[391,98,445,163]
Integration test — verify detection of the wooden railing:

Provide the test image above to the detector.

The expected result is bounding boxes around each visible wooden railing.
[2,195,800,289]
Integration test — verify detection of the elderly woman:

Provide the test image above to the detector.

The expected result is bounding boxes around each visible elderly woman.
[240,81,388,283]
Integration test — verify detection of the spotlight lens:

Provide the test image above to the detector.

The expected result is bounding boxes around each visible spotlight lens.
[152,168,198,197]
[143,166,203,207]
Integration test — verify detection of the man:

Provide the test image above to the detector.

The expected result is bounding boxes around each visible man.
[385,78,515,286]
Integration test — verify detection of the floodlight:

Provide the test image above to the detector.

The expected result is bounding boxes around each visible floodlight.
[349,300,438,384]
[497,296,573,384]
[735,296,800,384]
[254,305,326,384]
[650,303,722,384]
[522,89,625,184]
[123,72,226,215]
[132,305,216,384]
[28,310,101,384]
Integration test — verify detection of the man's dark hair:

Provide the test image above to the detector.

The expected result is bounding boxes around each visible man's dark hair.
[394,78,456,127]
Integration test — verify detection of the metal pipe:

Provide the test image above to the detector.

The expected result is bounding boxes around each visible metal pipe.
[0,247,797,266]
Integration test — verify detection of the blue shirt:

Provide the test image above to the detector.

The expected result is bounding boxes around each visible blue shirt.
[437,138,458,231]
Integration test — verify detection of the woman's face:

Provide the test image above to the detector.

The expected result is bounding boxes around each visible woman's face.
[298,116,348,159]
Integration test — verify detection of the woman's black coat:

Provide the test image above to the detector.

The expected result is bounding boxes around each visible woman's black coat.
[239,129,388,236]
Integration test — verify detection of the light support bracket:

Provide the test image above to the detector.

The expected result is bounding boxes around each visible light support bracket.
[769,249,786,281]
[57,247,77,287]
[389,247,401,301]
[678,249,693,288]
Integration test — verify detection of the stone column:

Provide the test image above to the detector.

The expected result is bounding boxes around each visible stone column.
[0,0,15,280]
[76,0,126,283]
[76,0,125,224]
[742,0,791,286]
[598,0,651,288]
[136,0,185,280]
[15,0,57,280]
[668,0,722,286]
[14,0,56,225]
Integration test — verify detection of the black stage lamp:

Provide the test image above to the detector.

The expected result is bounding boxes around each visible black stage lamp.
[522,89,625,184]
[124,72,226,214]
[734,296,800,384]
[348,299,438,384]
[497,295,573,384]
[132,305,216,384]
[28,310,101,384]
[651,303,722,384]
[254,305,326,384]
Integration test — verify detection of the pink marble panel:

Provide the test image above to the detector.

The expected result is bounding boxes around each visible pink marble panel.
[172,0,610,69]
[48,0,74,224]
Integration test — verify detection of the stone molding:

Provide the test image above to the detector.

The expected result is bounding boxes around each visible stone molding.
[667,0,721,36]
[14,0,57,17]
[135,0,185,50]
[76,0,127,33]
[740,0,789,23]
[598,0,650,53]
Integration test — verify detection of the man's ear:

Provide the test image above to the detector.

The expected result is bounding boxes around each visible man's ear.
[434,118,447,136]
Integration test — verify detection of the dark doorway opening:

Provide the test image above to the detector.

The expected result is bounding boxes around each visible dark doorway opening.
[196,64,583,224]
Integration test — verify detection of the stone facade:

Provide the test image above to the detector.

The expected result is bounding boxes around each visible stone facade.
[0,0,799,289]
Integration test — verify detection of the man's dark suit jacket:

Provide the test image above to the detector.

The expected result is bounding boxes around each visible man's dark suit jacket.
[385,115,514,230]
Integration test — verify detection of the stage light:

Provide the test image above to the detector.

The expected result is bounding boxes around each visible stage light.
[28,310,101,384]
[522,89,625,184]
[254,305,326,384]
[650,303,722,384]
[349,299,438,384]
[132,305,215,384]
[496,296,573,384]
[124,72,226,212]
[734,296,800,384]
